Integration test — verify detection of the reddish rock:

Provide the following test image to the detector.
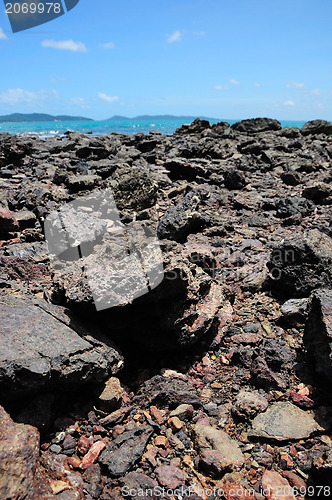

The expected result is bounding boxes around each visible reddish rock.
[261,470,296,500]
[150,405,165,424]
[282,471,306,491]
[0,405,52,500]
[232,390,269,420]
[98,377,124,411]
[0,207,19,239]
[100,406,132,427]
[222,480,256,500]
[77,436,92,456]
[155,465,187,489]
[80,441,106,470]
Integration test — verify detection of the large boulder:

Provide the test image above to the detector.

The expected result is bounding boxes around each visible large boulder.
[264,229,332,297]
[231,118,282,134]
[303,288,332,383]
[175,118,211,135]
[0,406,54,500]
[0,295,123,399]
[301,119,332,136]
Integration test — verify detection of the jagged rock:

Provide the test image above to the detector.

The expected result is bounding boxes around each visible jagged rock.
[108,166,157,211]
[231,118,282,134]
[301,119,332,136]
[0,406,54,500]
[264,229,332,297]
[175,118,211,134]
[155,465,187,488]
[157,191,202,241]
[303,288,332,383]
[223,168,246,190]
[250,402,323,441]
[0,207,19,239]
[66,174,101,192]
[275,196,314,218]
[98,425,153,477]
[0,295,123,399]
[118,472,158,499]
[261,470,296,500]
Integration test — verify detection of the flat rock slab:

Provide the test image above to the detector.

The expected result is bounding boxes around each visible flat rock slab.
[250,402,323,441]
[0,295,123,399]
[0,406,53,500]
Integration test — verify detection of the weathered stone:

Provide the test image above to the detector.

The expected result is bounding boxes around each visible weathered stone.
[0,295,123,399]
[119,472,158,499]
[98,377,124,411]
[192,424,244,470]
[275,196,314,218]
[250,402,323,441]
[0,207,19,239]
[223,168,246,190]
[175,118,211,135]
[0,406,53,500]
[265,229,332,297]
[155,465,187,489]
[157,190,202,241]
[232,389,269,420]
[99,425,153,477]
[108,166,157,211]
[301,119,332,136]
[66,174,100,192]
[303,288,332,383]
[231,118,282,134]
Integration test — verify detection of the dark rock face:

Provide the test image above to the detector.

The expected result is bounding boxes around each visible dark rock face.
[231,117,282,134]
[301,119,332,136]
[303,289,332,383]
[223,168,246,190]
[0,208,19,239]
[0,406,52,500]
[275,196,314,218]
[99,425,153,477]
[0,295,123,399]
[175,118,211,135]
[157,191,202,241]
[108,166,157,211]
[264,229,332,297]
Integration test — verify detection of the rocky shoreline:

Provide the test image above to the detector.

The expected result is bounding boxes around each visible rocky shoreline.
[0,117,332,499]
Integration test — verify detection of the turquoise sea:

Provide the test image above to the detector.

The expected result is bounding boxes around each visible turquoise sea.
[0,117,308,138]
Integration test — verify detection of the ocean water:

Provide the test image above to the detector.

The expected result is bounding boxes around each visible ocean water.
[0,117,308,138]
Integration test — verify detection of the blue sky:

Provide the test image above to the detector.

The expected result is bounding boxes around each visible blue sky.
[0,0,331,120]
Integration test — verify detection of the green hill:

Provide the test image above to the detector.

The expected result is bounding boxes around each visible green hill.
[0,113,93,123]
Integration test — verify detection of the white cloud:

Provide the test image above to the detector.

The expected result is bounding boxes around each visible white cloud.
[193,31,206,36]
[310,88,320,96]
[101,42,115,49]
[0,27,7,40]
[71,97,89,108]
[98,93,119,103]
[254,82,261,87]
[50,77,68,83]
[286,81,305,89]
[229,79,240,85]
[167,31,182,43]
[213,85,228,91]
[42,39,87,52]
[283,100,295,107]
[0,88,58,105]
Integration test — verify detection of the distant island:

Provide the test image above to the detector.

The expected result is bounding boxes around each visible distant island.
[0,113,93,123]
[104,115,220,122]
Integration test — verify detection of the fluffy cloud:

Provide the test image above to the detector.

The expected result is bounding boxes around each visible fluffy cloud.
[98,93,119,103]
[101,42,115,49]
[229,79,240,85]
[213,85,228,91]
[42,40,88,52]
[286,81,305,89]
[284,100,295,106]
[167,31,182,43]
[0,88,58,105]
[310,88,320,95]
[0,27,7,40]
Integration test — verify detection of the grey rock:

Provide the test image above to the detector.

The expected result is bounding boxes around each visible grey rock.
[275,196,314,218]
[301,119,332,136]
[157,191,202,241]
[0,295,123,399]
[99,425,153,477]
[231,117,282,134]
[232,389,269,420]
[223,168,246,190]
[303,288,332,383]
[250,402,323,441]
[108,166,157,211]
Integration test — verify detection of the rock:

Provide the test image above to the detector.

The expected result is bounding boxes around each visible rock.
[280,298,308,322]
[0,295,123,399]
[199,449,242,477]
[302,183,331,203]
[301,119,332,136]
[231,118,282,134]
[261,470,296,500]
[82,464,102,499]
[222,480,256,500]
[119,472,158,499]
[250,402,323,441]
[280,171,301,186]
[232,390,269,420]
[98,377,124,411]
[223,168,246,190]
[133,375,202,409]
[155,465,187,488]
[108,166,157,211]
[264,229,332,297]
[80,441,106,470]
[192,424,244,470]
[157,191,202,241]
[275,196,314,218]
[15,210,37,230]
[303,288,332,383]
[0,207,19,239]
[66,174,101,192]
[98,425,153,477]
[175,118,211,135]
[0,406,53,500]
[169,404,194,420]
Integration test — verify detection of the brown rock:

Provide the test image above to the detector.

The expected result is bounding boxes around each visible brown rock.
[232,390,269,420]
[98,377,124,410]
[0,405,52,500]
[169,416,184,431]
[80,441,106,470]
[0,207,19,239]
[222,480,256,500]
[155,465,187,489]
